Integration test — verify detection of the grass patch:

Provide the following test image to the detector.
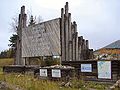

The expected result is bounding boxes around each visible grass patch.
[0,73,78,90]
[0,58,14,66]
[0,73,111,90]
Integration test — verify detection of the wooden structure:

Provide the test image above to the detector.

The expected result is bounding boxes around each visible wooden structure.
[60,2,93,62]
[4,2,120,83]
[15,2,93,65]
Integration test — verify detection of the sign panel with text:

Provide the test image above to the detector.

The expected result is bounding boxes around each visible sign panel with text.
[40,69,47,77]
[81,64,92,72]
[52,69,61,78]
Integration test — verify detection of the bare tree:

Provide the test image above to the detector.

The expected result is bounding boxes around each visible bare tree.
[10,16,18,32]
[36,15,43,24]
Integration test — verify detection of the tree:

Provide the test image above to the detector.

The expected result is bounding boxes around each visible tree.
[9,34,18,48]
[8,34,18,58]
[28,15,36,26]
[0,49,13,58]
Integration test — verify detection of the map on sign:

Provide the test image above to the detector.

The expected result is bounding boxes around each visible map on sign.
[22,18,61,57]
[97,61,111,79]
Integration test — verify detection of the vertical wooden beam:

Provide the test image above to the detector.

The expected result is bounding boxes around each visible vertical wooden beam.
[81,39,85,60]
[78,36,83,61]
[61,8,65,61]
[73,21,77,32]
[68,13,72,41]
[68,13,72,61]
[86,40,89,50]
[80,36,83,60]
[15,6,27,65]
[65,2,69,61]
[89,49,93,59]
[85,40,89,59]
[71,23,73,61]
[72,24,75,61]
[73,21,78,61]
[75,32,78,61]
[72,21,77,61]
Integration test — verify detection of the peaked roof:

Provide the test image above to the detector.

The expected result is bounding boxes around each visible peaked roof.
[103,40,120,49]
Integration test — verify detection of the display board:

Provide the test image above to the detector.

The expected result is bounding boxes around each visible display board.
[40,69,47,77]
[97,61,111,79]
[22,18,61,57]
[52,69,61,78]
[81,64,92,72]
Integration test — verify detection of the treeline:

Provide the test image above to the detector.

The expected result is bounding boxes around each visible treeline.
[0,48,14,59]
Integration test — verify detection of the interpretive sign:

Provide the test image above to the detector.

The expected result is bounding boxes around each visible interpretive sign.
[81,64,92,72]
[52,69,61,78]
[97,61,111,79]
[40,69,47,77]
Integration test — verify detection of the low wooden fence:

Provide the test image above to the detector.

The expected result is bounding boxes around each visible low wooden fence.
[3,60,120,83]
[62,60,120,82]
[3,65,39,74]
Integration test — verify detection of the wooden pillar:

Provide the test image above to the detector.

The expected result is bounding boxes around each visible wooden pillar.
[85,40,89,59]
[80,39,85,60]
[78,36,83,61]
[72,21,78,61]
[15,6,27,65]
[83,39,87,60]
[89,49,94,59]
[75,32,78,61]
[72,23,76,61]
[64,2,69,61]
[86,40,89,50]
[68,13,72,61]
[61,8,65,61]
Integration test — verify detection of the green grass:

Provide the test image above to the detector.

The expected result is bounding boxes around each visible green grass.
[0,73,78,90]
[0,73,111,90]
[0,58,14,66]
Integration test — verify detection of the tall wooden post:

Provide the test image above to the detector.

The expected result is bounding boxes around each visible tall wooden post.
[68,13,72,61]
[80,38,84,60]
[15,6,27,65]
[64,2,69,61]
[72,23,76,61]
[89,49,94,59]
[85,40,89,59]
[73,21,78,61]
[75,32,78,61]
[78,36,83,61]
[61,8,65,61]
[86,40,89,49]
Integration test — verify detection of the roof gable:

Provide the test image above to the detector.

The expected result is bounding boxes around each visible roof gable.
[103,40,120,49]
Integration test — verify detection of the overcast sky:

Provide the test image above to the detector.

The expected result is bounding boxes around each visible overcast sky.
[0,0,120,51]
